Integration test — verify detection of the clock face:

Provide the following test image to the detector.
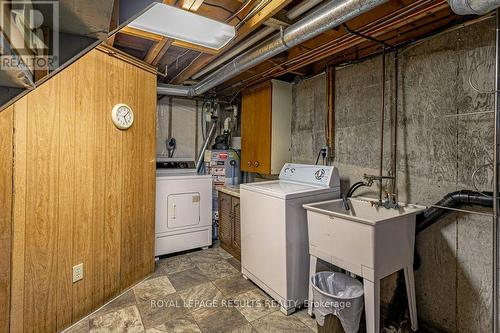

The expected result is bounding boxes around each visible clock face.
[112,104,134,130]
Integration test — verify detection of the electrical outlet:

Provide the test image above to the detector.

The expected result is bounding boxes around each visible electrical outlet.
[73,263,83,283]
[320,146,328,163]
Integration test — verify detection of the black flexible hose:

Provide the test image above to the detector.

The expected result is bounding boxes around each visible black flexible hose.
[346,181,367,198]
[386,190,493,330]
[416,190,493,234]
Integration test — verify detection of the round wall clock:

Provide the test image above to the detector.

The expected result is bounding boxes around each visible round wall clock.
[111,103,134,130]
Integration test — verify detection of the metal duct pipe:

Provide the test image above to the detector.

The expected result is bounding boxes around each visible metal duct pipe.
[447,0,500,15]
[191,0,325,80]
[158,0,388,96]
[196,121,217,173]
[157,84,192,97]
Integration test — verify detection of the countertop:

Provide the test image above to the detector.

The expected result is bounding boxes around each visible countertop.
[218,185,240,198]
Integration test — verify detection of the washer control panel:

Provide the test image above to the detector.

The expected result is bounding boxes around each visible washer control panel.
[279,163,340,188]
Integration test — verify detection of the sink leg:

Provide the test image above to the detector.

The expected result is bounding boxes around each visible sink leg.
[363,278,380,333]
[308,255,317,317]
[404,265,418,331]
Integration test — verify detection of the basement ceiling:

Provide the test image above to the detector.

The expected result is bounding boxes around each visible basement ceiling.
[108,0,470,95]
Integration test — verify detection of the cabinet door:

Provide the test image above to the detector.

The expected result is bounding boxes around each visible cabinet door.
[218,192,232,247]
[231,198,241,257]
[241,83,272,174]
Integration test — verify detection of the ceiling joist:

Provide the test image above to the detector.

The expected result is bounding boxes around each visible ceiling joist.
[170,0,292,84]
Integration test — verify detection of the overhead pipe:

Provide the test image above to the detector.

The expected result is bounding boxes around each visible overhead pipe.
[493,8,500,333]
[191,0,325,80]
[222,0,447,91]
[158,0,389,96]
[156,84,193,97]
[447,0,500,15]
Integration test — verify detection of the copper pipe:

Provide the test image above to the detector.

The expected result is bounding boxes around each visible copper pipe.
[277,1,444,72]
[233,0,436,80]
[378,47,386,204]
[326,66,335,163]
[391,49,398,196]
[221,0,448,90]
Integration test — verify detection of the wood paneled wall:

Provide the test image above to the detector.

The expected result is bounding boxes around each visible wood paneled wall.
[4,47,156,332]
[0,106,14,333]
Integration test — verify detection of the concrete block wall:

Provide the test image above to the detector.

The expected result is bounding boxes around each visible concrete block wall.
[291,18,495,332]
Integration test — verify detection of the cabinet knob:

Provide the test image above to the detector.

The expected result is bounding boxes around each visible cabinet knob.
[247,161,252,167]
[254,161,260,167]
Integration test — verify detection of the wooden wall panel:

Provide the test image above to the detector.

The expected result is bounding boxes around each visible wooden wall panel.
[72,46,97,322]
[10,98,28,332]
[56,60,76,331]
[120,63,157,288]
[91,51,107,310]
[0,106,13,333]
[8,47,157,332]
[24,74,61,332]
[142,68,157,277]
[103,53,124,302]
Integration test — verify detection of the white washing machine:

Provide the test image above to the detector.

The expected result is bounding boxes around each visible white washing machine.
[155,158,212,256]
[240,163,340,314]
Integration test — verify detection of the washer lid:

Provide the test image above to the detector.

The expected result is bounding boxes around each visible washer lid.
[240,180,338,199]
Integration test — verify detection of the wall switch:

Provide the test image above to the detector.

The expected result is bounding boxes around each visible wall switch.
[73,263,84,283]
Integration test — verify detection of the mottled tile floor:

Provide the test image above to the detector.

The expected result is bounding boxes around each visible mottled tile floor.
[63,244,318,333]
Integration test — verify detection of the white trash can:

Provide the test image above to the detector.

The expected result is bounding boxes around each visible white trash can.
[311,271,365,333]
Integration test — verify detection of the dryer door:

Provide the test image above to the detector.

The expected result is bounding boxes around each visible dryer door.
[167,192,201,229]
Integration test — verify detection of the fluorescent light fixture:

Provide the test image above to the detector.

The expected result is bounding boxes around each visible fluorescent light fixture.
[128,3,235,50]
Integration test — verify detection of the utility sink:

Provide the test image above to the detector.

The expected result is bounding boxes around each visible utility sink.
[303,197,426,333]
[304,197,425,225]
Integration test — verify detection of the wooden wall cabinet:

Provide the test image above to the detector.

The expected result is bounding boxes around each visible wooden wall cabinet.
[241,79,292,174]
[218,192,241,260]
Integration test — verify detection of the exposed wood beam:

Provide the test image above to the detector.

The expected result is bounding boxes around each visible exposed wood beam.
[218,1,454,93]
[181,0,205,11]
[216,0,434,89]
[120,26,164,41]
[236,0,292,37]
[171,40,219,55]
[170,0,292,84]
[144,0,180,66]
[145,38,173,65]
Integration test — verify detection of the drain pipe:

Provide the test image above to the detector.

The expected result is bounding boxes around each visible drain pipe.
[378,48,386,204]
[391,49,398,196]
[447,0,500,15]
[158,0,389,97]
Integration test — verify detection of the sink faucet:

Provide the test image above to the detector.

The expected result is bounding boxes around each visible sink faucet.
[363,174,399,209]
[342,195,350,211]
